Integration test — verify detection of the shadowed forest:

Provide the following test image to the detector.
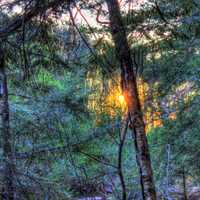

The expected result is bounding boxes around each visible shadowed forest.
[0,0,200,199]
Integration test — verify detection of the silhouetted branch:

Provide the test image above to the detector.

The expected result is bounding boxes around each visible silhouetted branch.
[16,122,120,159]
[0,0,69,39]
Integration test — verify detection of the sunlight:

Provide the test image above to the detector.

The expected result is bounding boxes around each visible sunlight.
[118,94,125,105]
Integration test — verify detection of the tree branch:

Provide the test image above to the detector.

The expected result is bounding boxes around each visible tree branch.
[0,0,69,39]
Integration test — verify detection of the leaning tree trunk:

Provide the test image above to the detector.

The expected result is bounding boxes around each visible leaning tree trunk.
[0,47,16,200]
[105,0,157,199]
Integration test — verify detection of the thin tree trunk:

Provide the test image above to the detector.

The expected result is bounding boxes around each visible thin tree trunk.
[182,167,188,200]
[0,47,16,200]
[166,144,171,199]
[118,115,128,200]
[105,1,157,199]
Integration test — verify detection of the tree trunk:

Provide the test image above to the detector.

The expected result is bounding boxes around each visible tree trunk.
[105,1,157,199]
[0,47,16,200]
[118,115,128,200]
[182,168,188,200]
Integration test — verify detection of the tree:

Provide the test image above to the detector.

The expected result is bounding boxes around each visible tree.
[0,46,16,200]
[105,0,157,199]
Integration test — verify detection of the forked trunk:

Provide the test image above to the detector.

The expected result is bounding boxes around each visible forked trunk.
[105,0,157,199]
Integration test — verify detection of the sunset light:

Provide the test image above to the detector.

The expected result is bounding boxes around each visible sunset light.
[118,94,125,105]
[0,0,198,198]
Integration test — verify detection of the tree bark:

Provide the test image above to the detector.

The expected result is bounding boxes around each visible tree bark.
[0,47,16,200]
[105,0,157,199]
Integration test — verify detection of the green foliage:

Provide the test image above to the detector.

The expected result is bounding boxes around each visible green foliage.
[1,0,200,199]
